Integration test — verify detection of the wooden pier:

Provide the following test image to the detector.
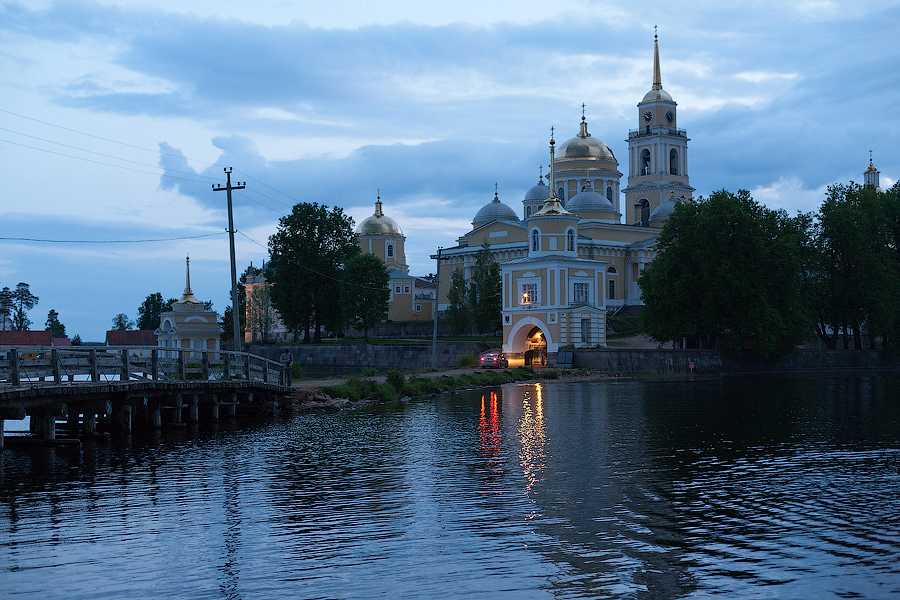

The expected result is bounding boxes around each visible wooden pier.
[0,346,294,447]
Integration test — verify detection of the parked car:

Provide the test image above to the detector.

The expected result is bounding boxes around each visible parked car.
[479,351,509,369]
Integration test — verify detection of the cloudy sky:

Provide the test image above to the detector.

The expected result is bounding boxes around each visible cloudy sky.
[1,0,898,341]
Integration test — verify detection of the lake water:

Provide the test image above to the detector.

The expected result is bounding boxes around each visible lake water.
[2,376,899,599]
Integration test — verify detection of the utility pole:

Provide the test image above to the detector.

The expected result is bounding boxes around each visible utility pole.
[213,168,245,350]
[432,247,442,370]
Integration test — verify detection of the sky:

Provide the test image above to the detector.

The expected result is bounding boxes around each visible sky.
[1,0,898,342]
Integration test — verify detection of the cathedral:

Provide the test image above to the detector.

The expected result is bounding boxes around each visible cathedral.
[435,34,693,364]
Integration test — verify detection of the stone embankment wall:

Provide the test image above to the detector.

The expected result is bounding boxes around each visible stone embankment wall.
[574,349,900,375]
[249,342,488,376]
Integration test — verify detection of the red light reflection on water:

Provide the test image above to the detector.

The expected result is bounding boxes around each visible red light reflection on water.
[477,391,504,495]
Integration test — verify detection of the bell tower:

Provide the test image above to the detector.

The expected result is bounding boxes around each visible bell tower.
[623,30,694,226]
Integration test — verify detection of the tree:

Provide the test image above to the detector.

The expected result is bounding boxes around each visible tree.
[71,334,82,346]
[809,182,900,349]
[0,286,12,330]
[12,282,39,331]
[136,293,172,330]
[342,253,390,342]
[446,268,470,337]
[268,202,360,343]
[111,313,135,331]
[247,282,278,343]
[470,242,502,337]
[639,189,812,358]
[45,309,66,338]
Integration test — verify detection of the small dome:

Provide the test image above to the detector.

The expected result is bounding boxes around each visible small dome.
[473,190,519,226]
[524,180,551,203]
[642,88,673,103]
[357,198,403,235]
[566,186,615,214]
[649,196,679,224]
[557,117,616,161]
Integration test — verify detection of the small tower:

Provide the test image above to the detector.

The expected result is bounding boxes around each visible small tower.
[864,151,881,190]
[155,256,223,354]
[623,29,693,227]
[357,192,408,273]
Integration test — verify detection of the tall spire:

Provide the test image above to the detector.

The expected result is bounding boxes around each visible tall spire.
[652,26,662,90]
[177,255,200,304]
[375,191,383,217]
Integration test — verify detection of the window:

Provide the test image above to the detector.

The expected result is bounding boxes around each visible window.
[606,186,613,202]
[415,304,421,312]
[637,199,650,226]
[669,148,679,175]
[557,186,565,201]
[404,285,410,294]
[567,229,575,252]
[526,205,532,217]
[387,243,394,258]
[522,283,537,304]
[608,278,616,299]
[531,229,540,252]
[581,318,590,343]
[640,149,651,175]
[395,285,401,293]
[573,282,589,303]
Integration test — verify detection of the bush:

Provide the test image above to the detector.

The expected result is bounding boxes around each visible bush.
[292,362,304,379]
[361,367,379,377]
[457,353,479,368]
[375,383,399,403]
[386,369,405,394]
[543,369,561,380]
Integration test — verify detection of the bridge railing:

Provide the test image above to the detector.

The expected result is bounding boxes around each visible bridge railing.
[0,346,288,388]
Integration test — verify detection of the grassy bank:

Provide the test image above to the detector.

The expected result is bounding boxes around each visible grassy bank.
[316,366,566,404]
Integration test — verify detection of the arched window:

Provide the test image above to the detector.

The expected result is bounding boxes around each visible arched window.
[636,199,650,226]
[387,243,394,258]
[607,266,617,299]
[640,149,651,175]
[669,148,679,175]
[606,186,613,202]
[526,205,532,217]
[566,229,575,252]
[557,186,565,202]
[531,229,540,252]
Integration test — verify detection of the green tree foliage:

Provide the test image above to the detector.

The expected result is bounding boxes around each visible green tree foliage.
[136,293,171,331]
[45,309,66,338]
[812,182,900,348]
[111,313,134,331]
[342,253,391,342]
[12,282,39,331]
[470,242,502,336]
[445,268,470,337]
[71,334,82,346]
[0,285,12,330]
[639,189,811,358]
[268,202,359,343]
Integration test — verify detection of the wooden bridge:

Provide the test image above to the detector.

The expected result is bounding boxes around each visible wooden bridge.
[0,346,294,447]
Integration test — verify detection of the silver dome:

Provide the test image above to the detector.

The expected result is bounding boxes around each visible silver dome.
[642,88,673,103]
[566,186,615,214]
[649,196,679,224]
[558,134,616,161]
[358,213,402,235]
[473,192,519,226]
[524,180,551,203]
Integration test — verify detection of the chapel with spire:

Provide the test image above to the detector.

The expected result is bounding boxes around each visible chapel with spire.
[155,256,223,353]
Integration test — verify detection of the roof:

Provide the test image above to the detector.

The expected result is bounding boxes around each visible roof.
[106,329,158,346]
[473,191,519,226]
[0,330,54,346]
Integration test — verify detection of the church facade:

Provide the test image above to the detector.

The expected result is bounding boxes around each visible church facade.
[436,35,692,363]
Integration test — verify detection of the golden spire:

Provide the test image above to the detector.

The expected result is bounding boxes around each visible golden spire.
[549,127,556,199]
[177,255,200,304]
[653,26,662,91]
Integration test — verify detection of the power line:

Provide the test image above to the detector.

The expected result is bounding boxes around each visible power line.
[0,232,226,244]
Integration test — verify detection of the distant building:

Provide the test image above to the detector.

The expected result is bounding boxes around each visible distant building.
[0,330,54,347]
[105,329,157,356]
[155,256,223,355]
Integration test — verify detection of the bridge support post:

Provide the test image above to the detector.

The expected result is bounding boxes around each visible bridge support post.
[226,392,237,417]
[149,403,161,429]
[121,351,130,382]
[52,349,61,383]
[9,348,19,386]
[83,414,97,436]
[112,404,132,435]
[151,349,159,381]
[89,349,99,382]
[202,356,210,381]
[209,394,219,422]
[36,414,57,441]
[173,394,183,425]
[188,395,199,423]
